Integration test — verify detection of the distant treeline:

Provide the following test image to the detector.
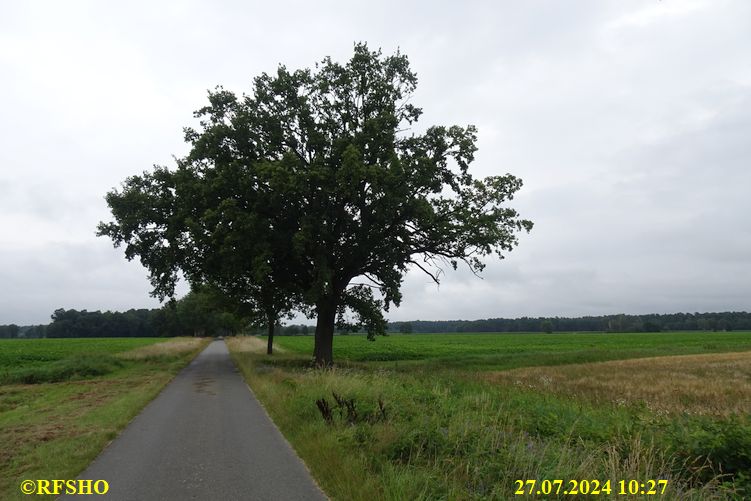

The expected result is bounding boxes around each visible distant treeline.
[0,290,248,339]
[43,297,248,338]
[388,312,751,334]
[2,310,750,339]
[0,324,46,339]
[45,308,172,338]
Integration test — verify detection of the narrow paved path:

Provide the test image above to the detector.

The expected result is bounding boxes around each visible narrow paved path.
[63,339,327,501]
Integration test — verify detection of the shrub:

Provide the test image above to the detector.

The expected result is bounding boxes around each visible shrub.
[663,416,751,494]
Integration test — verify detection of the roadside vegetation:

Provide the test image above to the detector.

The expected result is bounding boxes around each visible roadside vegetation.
[229,332,751,500]
[0,337,208,500]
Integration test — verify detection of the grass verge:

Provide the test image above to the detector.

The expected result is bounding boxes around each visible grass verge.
[228,336,748,500]
[0,337,209,500]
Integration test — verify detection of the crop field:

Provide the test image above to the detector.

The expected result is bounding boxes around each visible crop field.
[230,332,751,500]
[272,331,751,369]
[0,338,165,384]
[487,350,751,416]
[0,337,207,501]
[0,338,164,365]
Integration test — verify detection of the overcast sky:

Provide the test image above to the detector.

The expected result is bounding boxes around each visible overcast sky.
[1,0,750,325]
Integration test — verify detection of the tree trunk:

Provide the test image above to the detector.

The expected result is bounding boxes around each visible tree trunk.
[266,313,275,355]
[313,299,336,367]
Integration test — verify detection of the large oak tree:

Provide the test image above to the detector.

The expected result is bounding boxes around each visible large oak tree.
[98,43,533,366]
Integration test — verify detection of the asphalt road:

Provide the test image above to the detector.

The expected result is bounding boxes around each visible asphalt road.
[62,339,327,501]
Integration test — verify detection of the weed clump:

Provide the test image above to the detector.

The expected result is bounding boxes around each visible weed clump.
[315,392,388,426]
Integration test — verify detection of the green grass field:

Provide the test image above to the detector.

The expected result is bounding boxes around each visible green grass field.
[229,332,751,500]
[0,338,164,367]
[273,331,751,369]
[0,337,207,500]
[0,338,167,384]
[4,333,749,500]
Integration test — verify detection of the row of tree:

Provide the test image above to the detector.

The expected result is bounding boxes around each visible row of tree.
[0,324,48,339]
[46,308,162,338]
[389,311,751,334]
[3,310,750,339]
[0,324,21,339]
[0,289,248,339]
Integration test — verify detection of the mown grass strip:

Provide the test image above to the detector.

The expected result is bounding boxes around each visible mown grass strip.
[0,337,209,501]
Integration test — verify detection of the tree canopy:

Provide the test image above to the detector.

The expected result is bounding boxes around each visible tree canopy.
[97,43,533,366]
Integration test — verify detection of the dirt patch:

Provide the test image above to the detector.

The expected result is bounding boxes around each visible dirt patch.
[485,350,751,416]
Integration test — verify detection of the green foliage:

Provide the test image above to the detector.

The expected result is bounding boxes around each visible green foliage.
[47,308,160,338]
[18,325,47,338]
[386,311,751,333]
[336,285,388,340]
[43,289,246,339]
[0,324,20,339]
[171,287,248,337]
[661,416,751,494]
[398,322,413,334]
[97,43,532,365]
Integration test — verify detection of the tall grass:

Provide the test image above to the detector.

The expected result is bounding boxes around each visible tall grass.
[228,342,746,500]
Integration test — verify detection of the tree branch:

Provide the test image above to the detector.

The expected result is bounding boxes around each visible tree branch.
[409,259,441,284]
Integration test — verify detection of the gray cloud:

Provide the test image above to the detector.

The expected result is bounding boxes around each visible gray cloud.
[2,0,750,324]
[0,242,163,324]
